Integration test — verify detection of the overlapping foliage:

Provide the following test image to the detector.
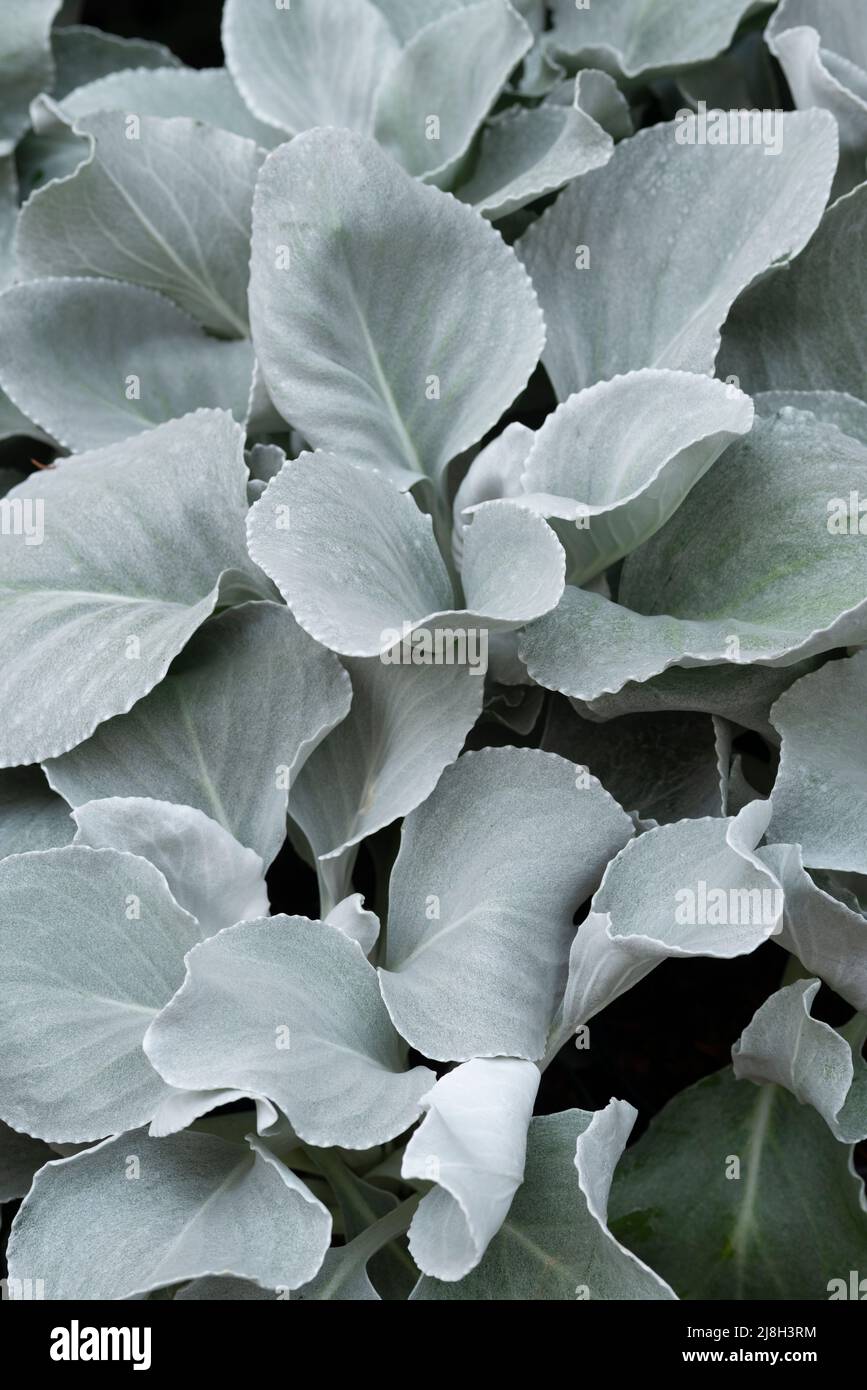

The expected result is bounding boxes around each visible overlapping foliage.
[0,0,865,1302]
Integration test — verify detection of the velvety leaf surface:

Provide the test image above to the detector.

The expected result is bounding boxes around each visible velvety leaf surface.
[0,767,73,857]
[373,0,532,183]
[0,0,60,151]
[0,410,262,766]
[45,602,350,867]
[768,650,867,873]
[759,843,867,1014]
[550,802,782,1048]
[247,453,564,655]
[50,24,181,99]
[290,654,483,862]
[720,184,867,400]
[378,747,634,1061]
[453,99,612,219]
[413,1102,676,1299]
[59,66,281,145]
[518,112,837,397]
[145,916,436,1148]
[16,113,264,337]
[0,846,200,1142]
[223,0,398,138]
[549,0,763,79]
[733,980,867,1143]
[72,798,269,937]
[518,369,753,582]
[7,1130,331,1299]
[402,1058,540,1280]
[521,411,867,701]
[0,279,253,450]
[767,0,867,196]
[249,130,545,486]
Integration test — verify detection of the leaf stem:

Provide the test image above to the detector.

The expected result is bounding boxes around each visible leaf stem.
[342,1192,422,1266]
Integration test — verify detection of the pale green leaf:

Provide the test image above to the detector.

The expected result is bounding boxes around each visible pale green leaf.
[145,915,436,1149]
[767,0,867,196]
[44,601,350,866]
[0,0,60,152]
[0,279,253,450]
[247,453,564,656]
[518,112,837,398]
[0,409,260,766]
[248,129,545,486]
[50,24,181,99]
[518,369,753,582]
[72,798,269,937]
[7,1129,331,1298]
[720,183,867,402]
[59,65,282,145]
[0,766,73,858]
[549,802,782,1047]
[733,979,867,1143]
[0,845,200,1142]
[769,650,867,873]
[223,0,398,137]
[549,0,767,80]
[759,843,867,1014]
[454,99,612,219]
[379,747,634,1061]
[521,411,867,702]
[413,1102,676,1299]
[373,0,532,184]
[290,654,483,861]
[16,112,264,337]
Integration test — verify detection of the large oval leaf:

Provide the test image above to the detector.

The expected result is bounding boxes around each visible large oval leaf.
[609,1067,867,1300]
[518,369,753,582]
[223,0,398,137]
[378,746,634,1061]
[0,845,200,1142]
[521,410,867,701]
[16,113,264,337]
[373,0,532,184]
[290,654,483,862]
[249,129,545,486]
[0,409,261,766]
[549,0,762,79]
[7,1130,331,1299]
[145,915,436,1149]
[0,279,253,450]
[247,452,564,656]
[44,602,350,866]
[517,112,837,398]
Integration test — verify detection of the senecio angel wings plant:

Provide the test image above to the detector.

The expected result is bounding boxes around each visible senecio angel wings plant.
[0,0,865,1307]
